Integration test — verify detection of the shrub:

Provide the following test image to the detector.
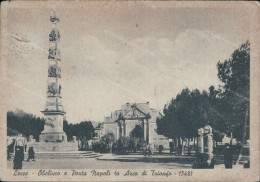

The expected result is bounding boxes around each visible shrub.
[113,137,139,155]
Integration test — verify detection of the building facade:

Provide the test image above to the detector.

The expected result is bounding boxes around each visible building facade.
[100,102,169,149]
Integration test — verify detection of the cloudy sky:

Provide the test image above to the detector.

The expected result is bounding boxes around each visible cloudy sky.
[2,1,250,123]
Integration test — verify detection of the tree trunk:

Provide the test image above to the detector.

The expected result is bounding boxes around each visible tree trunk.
[196,137,198,152]
[187,138,191,156]
[181,138,184,155]
[177,137,181,154]
[235,109,248,165]
[229,131,233,146]
[193,137,196,150]
[175,138,178,150]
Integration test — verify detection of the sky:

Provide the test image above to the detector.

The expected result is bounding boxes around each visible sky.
[2,1,250,124]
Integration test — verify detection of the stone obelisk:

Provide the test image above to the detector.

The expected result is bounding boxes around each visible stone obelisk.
[39,13,67,142]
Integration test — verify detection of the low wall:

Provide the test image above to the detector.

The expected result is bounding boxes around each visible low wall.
[28,142,78,152]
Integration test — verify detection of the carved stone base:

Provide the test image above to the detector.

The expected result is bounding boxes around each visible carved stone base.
[39,132,67,142]
[28,141,78,152]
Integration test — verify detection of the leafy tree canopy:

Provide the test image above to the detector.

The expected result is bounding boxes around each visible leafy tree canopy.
[156,41,250,143]
[217,41,250,141]
[156,87,222,140]
[130,125,144,139]
[7,110,45,141]
[7,109,96,142]
[63,119,95,141]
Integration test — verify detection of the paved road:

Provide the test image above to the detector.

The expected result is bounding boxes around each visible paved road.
[8,153,239,169]
[8,154,193,169]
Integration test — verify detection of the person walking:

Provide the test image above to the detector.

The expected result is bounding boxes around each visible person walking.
[143,142,147,156]
[147,144,152,157]
[13,134,26,169]
[224,144,233,168]
[27,147,35,161]
[13,146,24,169]
[169,142,174,155]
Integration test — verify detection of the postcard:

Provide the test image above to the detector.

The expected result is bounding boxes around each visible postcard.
[0,1,259,181]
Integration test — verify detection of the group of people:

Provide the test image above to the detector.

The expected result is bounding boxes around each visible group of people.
[8,134,36,169]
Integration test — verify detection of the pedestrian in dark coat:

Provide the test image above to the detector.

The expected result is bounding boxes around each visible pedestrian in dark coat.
[143,142,147,156]
[13,146,24,169]
[224,144,233,168]
[27,147,35,161]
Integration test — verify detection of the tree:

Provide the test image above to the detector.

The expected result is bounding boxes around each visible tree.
[7,110,96,142]
[7,110,45,141]
[157,88,212,138]
[100,133,116,145]
[113,137,137,154]
[130,125,144,139]
[217,41,250,163]
[63,120,95,141]
[217,41,249,141]
[156,87,224,154]
[93,133,115,153]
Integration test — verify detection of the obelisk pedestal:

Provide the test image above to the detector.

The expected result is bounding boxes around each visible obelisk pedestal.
[39,111,67,142]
